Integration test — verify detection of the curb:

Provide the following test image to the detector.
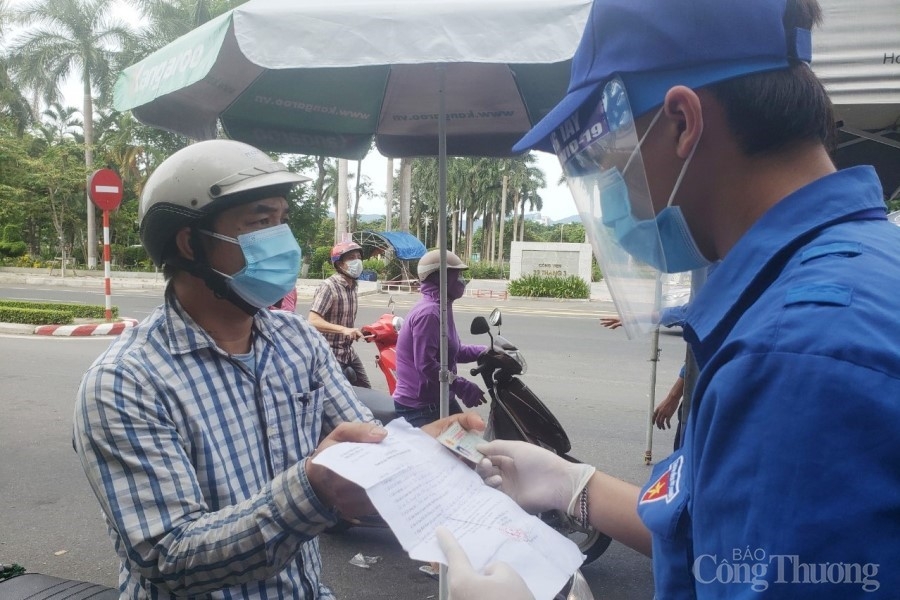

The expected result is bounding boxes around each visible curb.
[33,318,140,337]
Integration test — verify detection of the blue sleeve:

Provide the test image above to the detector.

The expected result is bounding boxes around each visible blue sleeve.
[688,352,899,598]
[658,303,689,327]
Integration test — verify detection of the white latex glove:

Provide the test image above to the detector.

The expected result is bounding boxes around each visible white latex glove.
[435,526,534,600]
[476,439,595,515]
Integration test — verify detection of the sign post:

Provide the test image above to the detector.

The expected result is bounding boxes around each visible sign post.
[87,169,124,322]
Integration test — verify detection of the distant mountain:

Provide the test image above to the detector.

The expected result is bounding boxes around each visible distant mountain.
[552,215,581,224]
[523,212,581,225]
[328,211,384,224]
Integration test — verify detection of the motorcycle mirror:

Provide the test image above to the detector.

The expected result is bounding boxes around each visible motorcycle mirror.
[488,308,502,327]
[470,316,490,335]
[391,316,404,332]
[387,295,395,314]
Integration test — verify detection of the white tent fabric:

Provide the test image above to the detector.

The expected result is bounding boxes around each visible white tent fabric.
[813,0,900,131]
[814,0,900,198]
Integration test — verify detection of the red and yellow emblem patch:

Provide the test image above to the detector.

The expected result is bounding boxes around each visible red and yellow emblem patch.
[640,469,671,503]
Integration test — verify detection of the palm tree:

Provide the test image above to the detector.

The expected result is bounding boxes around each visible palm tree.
[0,1,33,134]
[37,101,83,144]
[8,0,135,268]
[131,0,246,55]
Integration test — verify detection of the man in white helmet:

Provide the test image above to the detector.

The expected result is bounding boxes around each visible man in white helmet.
[72,140,482,599]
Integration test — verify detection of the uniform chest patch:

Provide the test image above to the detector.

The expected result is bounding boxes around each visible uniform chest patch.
[640,455,684,504]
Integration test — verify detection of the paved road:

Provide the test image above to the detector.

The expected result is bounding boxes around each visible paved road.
[0,281,687,599]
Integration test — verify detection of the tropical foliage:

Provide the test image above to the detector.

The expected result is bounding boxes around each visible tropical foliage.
[0,0,580,273]
[507,274,590,299]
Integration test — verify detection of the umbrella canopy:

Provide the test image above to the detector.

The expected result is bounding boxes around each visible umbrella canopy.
[114,0,592,160]
[115,0,593,435]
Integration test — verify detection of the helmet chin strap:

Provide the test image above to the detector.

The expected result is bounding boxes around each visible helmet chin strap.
[168,229,261,316]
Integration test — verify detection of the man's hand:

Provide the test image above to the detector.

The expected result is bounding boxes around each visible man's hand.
[305,422,387,518]
[421,411,485,439]
[653,376,684,430]
[600,316,622,330]
[436,526,534,600]
[344,327,364,341]
[475,439,594,515]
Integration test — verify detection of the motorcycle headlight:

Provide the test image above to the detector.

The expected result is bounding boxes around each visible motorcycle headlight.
[508,350,527,375]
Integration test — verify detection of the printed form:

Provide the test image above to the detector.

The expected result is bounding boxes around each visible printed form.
[312,419,584,600]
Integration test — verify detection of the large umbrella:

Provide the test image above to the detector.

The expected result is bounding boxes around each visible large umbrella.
[115,0,592,477]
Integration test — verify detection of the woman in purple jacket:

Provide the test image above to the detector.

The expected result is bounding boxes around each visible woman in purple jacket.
[392,250,487,428]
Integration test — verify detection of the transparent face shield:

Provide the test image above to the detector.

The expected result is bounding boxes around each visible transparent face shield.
[552,78,664,339]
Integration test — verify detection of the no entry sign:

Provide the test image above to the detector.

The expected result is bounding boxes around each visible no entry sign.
[88,169,124,211]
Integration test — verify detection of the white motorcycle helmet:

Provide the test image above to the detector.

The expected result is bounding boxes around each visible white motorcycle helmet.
[139,139,309,268]
[416,249,468,283]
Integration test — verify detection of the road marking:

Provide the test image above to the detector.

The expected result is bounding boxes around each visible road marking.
[359,296,614,319]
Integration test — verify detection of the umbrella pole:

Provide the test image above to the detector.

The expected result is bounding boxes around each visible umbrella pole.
[645,326,661,465]
[644,275,663,465]
[436,65,451,600]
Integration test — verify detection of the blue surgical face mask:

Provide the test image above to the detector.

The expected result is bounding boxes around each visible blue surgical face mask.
[201,223,302,308]
[599,110,710,274]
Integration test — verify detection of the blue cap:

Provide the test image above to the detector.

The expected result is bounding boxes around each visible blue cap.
[514,0,813,153]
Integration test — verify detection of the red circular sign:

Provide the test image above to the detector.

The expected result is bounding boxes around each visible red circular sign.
[88,169,124,211]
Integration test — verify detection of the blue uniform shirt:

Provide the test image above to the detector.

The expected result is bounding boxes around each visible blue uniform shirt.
[639,167,900,598]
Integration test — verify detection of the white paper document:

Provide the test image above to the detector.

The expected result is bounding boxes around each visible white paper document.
[312,419,585,600]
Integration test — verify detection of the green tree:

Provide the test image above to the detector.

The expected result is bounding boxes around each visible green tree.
[8,0,136,268]
[131,0,246,52]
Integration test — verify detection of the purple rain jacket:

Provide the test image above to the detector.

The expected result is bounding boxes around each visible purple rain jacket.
[392,277,486,408]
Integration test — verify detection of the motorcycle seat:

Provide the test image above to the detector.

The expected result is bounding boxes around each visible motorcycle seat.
[352,386,396,425]
[0,573,118,600]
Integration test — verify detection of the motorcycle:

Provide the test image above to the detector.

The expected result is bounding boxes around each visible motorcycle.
[360,296,403,394]
[468,309,612,565]
[341,306,610,565]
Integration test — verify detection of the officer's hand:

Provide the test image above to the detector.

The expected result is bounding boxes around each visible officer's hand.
[475,439,595,515]
[436,526,534,600]
[305,422,387,518]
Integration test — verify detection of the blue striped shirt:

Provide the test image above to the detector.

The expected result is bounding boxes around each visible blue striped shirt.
[74,291,373,599]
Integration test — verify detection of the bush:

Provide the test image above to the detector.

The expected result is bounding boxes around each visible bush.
[467,261,506,280]
[507,274,590,299]
[0,300,119,319]
[0,306,74,325]
[0,241,27,258]
[123,245,152,269]
[2,224,23,243]
[308,246,335,279]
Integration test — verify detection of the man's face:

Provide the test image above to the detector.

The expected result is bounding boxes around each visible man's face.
[631,108,685,217]
[339,250,362,268]
[205,196,290,275]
